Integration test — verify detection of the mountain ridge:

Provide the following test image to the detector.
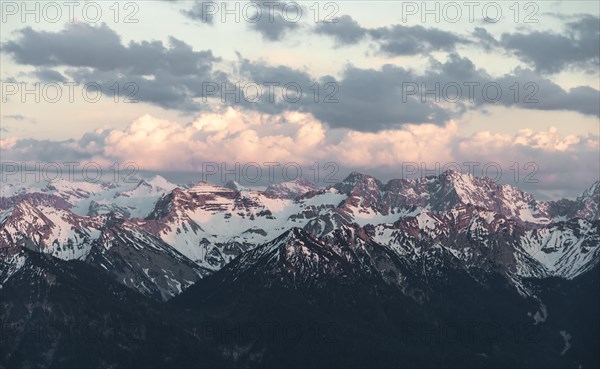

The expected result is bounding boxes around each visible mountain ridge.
[1,171,598,301]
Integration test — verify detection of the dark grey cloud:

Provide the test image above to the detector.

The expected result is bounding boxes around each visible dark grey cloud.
[4,24,126,70]
[0,129,114,164]
[3,114,26,121]
[494,69,600,117]
[2,114,35,124]
[236,53,599,131]
[369,24,470,56]
[64,67,223,112]
[2,23,226,112]
[0,137,102,163]
[4,21,597,129]
[183,1,301,41]
[314,15,367,46]
[313,64,453,130]
[317,14,598,76]
[249,6,299,41]
[425,54,600,117]
[313,15,468,54]
[237,57,454,131]
[472,27,500,51]
[182,1,216,25]
[2,23,218,76]
[33,68,66,82]
[478,15,600,74]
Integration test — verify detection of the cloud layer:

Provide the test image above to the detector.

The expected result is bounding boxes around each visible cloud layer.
[3,21,598,130]
[2,109,597,197]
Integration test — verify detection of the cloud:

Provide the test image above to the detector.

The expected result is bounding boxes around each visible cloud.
[235,57,455,131]
[101,109,326,169]
[237,54,599,131]
[411,54,600,117]
[248,3,300,41]
[452,127,599,197]
[183,1,301,41]
[2,115,35,124]
[0,130,109,164]
[2,23,219,76]
[314,15,367,46]
[3,115,26,121]
[4,22,598,129]
[313,14,468,53]
[1,109,597,198]
[472,27,500,51]
[2,23,225,111]
[32,68,66,82]
[182,1,217,25]
[478,15,600,74]
[316,14,599,75]
[368,24,470,56]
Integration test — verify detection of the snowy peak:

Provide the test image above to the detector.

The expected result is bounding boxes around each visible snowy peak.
[145,181,237,220]
[335,171,382,194]
[115,176,176,198]
[0,199,102,259]
[334,172,386,217]
[0,178,105,204]
[575,180,600,220]
[261,227,321,253]
[264,178,319,199]
[0,193,71,212]
[224,180,247,192]
[82,176,177,219]
[187,181,234,194]
[147,175,177,190]
[436,170,495,206]
[88,217,207,301]
[424,170,552,224]
[217,227,364,288]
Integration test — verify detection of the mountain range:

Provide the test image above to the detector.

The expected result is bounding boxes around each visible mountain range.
[1,170,598,368]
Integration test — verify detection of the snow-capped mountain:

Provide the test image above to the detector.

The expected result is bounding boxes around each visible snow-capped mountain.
[264,178,319,199]
[87,176,178,218]
[0,192,205,300]
[334,170,558,224]
[1,171,598,300]
[224,179,248,191]
[0,175,177,219]
[549,180,600,221]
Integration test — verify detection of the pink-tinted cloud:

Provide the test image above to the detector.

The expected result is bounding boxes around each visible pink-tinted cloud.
[1,108,598,198]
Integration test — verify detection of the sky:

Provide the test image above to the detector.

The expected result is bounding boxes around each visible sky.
[0,0,599,199]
